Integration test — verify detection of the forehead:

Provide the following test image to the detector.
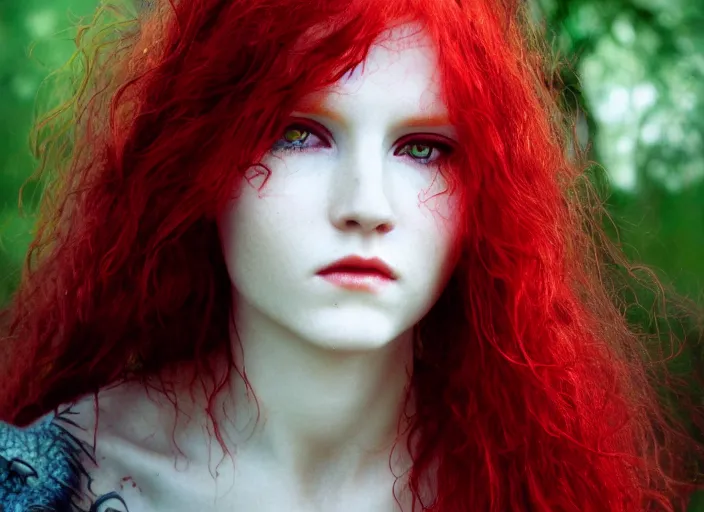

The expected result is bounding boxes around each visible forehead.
[298,25,446,116]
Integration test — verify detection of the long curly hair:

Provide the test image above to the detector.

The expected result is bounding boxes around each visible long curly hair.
[1,0,702,510]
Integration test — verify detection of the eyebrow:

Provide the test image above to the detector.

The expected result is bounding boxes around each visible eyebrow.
[292,102,453,131]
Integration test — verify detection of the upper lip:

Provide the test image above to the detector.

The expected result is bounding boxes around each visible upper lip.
[317,255,397,280]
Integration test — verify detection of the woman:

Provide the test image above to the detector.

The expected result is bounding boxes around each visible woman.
[0,0,701,510]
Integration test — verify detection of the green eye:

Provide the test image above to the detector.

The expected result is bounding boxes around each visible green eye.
[283,128,309,143]
[408,144,431,159]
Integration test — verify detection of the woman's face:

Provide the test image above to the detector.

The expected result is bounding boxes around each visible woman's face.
[219,25,461,351]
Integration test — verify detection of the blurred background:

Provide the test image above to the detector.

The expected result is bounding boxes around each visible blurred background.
[0,0,702,506]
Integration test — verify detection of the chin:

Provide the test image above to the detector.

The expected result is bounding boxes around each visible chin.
[296,311,410,353]
[311,335,398,353]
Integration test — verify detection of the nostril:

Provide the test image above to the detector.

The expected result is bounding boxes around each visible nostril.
[377,223,393,234]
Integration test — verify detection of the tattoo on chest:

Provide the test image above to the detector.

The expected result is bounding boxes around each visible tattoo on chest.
[0,406,132,512]
[89,491,130,512]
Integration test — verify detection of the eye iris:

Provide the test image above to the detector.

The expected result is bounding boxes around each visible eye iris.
[410,144,431,159]
[284,128,308,143]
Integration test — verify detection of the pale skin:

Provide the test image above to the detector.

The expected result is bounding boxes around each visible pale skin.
[62,24,462,512]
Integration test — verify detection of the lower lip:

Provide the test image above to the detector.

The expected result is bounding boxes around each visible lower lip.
[318,271,394,291]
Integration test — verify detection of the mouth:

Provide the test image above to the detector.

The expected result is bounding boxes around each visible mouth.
[316,255,397,291]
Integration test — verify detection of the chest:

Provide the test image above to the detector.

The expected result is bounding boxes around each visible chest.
[78,445,407,512]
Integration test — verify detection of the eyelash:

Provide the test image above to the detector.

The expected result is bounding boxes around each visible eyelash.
[271,122,454,167]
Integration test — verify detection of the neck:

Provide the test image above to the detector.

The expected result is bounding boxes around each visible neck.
[162,301,416,498]
[226,301,415,480]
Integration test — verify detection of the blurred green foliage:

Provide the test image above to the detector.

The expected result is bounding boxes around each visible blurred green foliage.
[0,0,702,505]
[0,0,97,300]
[533,0,704,302]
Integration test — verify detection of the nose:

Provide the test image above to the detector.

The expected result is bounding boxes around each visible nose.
[328,149,396,235]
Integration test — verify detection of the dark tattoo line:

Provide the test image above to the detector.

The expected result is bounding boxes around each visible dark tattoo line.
[50,407,131,512]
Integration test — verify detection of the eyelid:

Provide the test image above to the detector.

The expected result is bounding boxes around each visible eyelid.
[284,116,456,153]
[287,117,333,144]
[393,133,456,153]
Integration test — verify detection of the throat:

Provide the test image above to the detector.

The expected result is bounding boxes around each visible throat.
[218,326,416,491]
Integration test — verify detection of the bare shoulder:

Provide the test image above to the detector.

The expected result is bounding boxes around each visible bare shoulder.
[57,380,179,512]
[0,382,152,512]
[53,375,272,512]
[63,379,178,455]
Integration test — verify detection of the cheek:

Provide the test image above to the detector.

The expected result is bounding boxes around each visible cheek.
[218,196,280,301]
[217,176,317,281]
[417,176,462,244]
[417,189,463,284]
[217,185,270,275]
[219,196,273,266]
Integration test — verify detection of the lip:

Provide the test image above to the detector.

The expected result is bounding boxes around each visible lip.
[316,255,397,292]
[317,255,397,280]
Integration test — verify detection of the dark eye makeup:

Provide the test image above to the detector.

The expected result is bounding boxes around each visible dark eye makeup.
[271,118,455,167]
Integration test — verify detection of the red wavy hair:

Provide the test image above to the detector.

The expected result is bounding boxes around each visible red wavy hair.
[1,0,702,510]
